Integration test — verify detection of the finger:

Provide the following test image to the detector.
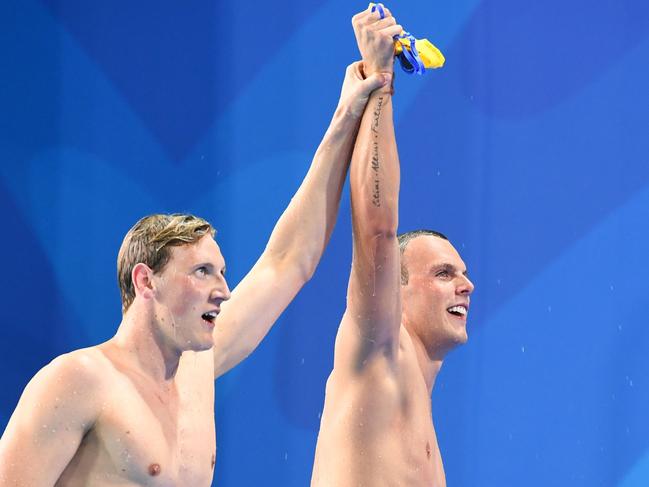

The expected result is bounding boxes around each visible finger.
[346,61,364,81]
[372,16,397,30]
[379,6,393,18]
[370,3,394,19]
[352,9,374,27]
[359,72,392,95]
[371,3,386,20]
[368,3,394,21]
[380,24,404,38]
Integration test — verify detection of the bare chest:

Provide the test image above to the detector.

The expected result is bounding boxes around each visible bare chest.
[389,401,444,486]
[61,359,216,486]
[316,371,445,487]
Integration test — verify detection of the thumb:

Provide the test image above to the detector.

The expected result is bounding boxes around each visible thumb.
[359,72,392,96]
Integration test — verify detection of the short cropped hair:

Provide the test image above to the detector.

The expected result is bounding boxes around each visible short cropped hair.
[117,214,215,313]
[397,229,448,285]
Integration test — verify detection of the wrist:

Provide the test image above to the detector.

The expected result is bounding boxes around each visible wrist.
[333,100,364,125]
[374,72,395,96]
[363,59,394,77]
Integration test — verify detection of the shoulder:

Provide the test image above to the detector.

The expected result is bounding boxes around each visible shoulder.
[24,347,111,409]
[3,347,111,445]
[43,347,110,384]
[0,348,112,483]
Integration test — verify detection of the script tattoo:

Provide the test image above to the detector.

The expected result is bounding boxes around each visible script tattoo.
[370,96,384,207]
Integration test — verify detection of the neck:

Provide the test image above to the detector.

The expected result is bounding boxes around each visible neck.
[112,304,181,384]
[406,327,445,395]
[402,317,447,394]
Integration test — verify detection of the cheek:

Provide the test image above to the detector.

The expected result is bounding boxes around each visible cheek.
[167,277,202,315]
[419,282,445,306]
[408,286,442,317]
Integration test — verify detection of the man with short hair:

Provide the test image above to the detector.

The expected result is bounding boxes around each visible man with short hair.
[311,7,474,487]
[0,57,390,484]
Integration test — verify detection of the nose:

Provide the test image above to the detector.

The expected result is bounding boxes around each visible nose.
[457,274,474,295]
[212,275,231,303]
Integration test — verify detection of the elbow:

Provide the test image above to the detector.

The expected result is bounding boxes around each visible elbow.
[295,253,319,283]
[353,196,398,239]
[361,213,398,240]
[369,225,397,240]
[275,248,319,285]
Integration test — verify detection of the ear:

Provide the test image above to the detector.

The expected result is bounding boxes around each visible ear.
[132,263,155,301]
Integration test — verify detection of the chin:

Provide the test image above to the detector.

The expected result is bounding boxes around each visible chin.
[183,336,214,353]
[441,326,468,350]
[193,340,215,352]
[451,325,468,345]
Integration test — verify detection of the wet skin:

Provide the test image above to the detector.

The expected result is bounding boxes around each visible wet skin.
[312,237,474,487]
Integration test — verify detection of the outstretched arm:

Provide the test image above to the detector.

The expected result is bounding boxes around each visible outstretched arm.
[337,7,404,369]
[212,62,389,378]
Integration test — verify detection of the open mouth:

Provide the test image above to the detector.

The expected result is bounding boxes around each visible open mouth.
[201,311,218,325]
[447,305,468,317]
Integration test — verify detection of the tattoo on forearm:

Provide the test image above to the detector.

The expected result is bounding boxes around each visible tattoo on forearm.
[370,96,384,207]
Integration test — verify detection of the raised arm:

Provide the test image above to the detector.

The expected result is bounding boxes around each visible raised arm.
[0,353,100,486]
[212,62,389,378]
[338,7,404,368]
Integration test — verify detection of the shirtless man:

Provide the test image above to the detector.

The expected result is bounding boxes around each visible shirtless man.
[0,61,390,485]
[311,8,475,487]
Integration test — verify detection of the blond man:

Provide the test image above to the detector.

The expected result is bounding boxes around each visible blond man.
[0,61,390,485]
[311,7,474,486]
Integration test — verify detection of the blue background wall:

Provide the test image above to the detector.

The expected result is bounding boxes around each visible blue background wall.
[1,1,648,485]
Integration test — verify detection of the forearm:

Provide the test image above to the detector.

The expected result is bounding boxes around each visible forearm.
[343,87,401,353]
[263,104,362,280]
[350,89,399,237]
